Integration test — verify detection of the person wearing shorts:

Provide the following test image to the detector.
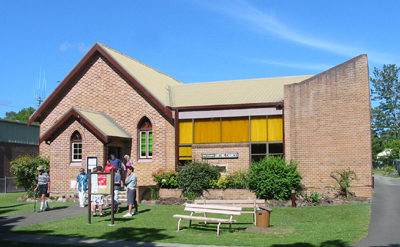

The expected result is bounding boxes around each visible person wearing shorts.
[114,169,121,213]
[34,165,50,212]
[123,166,138,217]
[91,166,104,217]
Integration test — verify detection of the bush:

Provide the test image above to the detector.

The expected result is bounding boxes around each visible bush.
[331,168,358,197]
[209,177,228,189]
[225,170,249,189]
[177,161,220,197]
[304,191,323,203]
[248,156,303,200]
[152,169,178,188]
[10,154,49,197]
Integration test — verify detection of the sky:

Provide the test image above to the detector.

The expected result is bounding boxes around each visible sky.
[0,0,399,118]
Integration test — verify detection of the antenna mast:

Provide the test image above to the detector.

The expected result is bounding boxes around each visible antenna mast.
[34,67,47,107]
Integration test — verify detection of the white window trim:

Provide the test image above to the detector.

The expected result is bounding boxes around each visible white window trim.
[139,130,153,159]
[72,142,82,162]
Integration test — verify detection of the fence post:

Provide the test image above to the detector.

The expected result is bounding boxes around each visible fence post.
[5,176,7,193]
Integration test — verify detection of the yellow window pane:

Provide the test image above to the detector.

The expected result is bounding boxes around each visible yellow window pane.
[268,116,283,141]
[251,116,267,142]
[179,157,192,160]
[179,146,192,157]
[221,117,249,143]
[179,120,193,144]
[194,119,221,143]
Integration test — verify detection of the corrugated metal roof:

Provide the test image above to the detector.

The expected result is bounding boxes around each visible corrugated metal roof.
[97,43,183,107]
[170,75,313,107]
[0,119,39,145]
[73,107,131,139]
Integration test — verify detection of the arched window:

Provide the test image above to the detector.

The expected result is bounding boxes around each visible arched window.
[138,117,152,159]
[71,131,82,162]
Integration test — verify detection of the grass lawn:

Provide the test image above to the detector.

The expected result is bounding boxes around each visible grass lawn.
[0,192,74,216]
[373,168,400,178]
[7,203,370,247]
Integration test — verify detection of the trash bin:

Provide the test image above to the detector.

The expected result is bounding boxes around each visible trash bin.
[256,206,272,228]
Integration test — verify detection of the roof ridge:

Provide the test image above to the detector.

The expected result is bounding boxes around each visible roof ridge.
[172,75,314,87]
[96,42,183,84]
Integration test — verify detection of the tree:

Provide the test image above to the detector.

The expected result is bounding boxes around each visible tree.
[10,155,49,197]
[4,107,36,123]
[370,64,400,141]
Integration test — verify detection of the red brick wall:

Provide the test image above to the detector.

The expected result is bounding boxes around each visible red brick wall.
[284,55,372,197]
[39,54,176,195]
[192,143,250,173]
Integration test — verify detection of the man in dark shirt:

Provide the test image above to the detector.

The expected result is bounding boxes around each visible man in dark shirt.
[110,154,122,170]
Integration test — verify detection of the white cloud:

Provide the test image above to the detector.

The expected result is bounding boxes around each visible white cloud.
[253,59,334,72]
[200,0,393,64]
[59,42,90,53]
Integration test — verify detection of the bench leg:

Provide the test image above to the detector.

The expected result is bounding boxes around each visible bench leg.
[217,222,222,235]
[254,212,257,226]
[189,219,192,228]
[177,218,182,231]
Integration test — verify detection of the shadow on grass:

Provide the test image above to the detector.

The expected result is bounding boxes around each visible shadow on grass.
[271,240,348,247]
[0,204,25,216]
[99,226,173,243]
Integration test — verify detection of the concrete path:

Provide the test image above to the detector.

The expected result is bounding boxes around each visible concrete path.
[1,174,400,246]
[349,173,400,247]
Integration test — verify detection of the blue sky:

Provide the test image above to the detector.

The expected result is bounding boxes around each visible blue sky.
[0,0,398,118]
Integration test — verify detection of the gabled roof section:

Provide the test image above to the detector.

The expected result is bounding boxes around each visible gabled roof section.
[170,75,313,108]
[40,107,131,144]
[29,42,181,125]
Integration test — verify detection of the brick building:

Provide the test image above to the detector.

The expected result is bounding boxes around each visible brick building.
[28,43,372,197]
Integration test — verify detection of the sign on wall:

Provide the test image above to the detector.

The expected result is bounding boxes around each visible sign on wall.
[202,152,239,159]
[87,156,98,172]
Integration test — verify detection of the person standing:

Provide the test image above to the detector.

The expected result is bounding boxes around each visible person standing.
[114,169,122,214]
[34,165,50,212]
[123,166,139,217]
[104,159,116,172]
[91,166,105,217]
[110,154,122,170]
[75,168,88,207]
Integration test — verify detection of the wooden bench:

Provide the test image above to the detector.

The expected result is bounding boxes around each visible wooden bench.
[194,199,268,225]
[173,204,242,235]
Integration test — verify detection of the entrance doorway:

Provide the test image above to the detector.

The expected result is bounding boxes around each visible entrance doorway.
[108,146,122,160]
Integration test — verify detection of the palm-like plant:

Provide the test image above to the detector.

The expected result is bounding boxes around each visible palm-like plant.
[331,168,358,197]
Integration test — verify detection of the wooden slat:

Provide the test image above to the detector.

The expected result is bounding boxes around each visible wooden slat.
[185,204,242,211]
[184,208,242,215]
[173,214,236,223]
[194,199,265,204]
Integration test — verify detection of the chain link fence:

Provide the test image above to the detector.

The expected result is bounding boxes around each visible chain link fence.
[0,177,26,193]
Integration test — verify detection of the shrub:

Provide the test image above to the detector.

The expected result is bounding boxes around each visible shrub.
[177,161,220,197]
[225,170,249,189]
[248,156,303,200]
[304,191,323,203]
[10,154,49,197]
[147,186,160,200]
[209,177,228,189]
[331,168,358,197]
[152,169,178,188]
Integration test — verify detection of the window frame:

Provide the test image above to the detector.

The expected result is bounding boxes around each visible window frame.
[71,131,82,162]
[138,117,153,160]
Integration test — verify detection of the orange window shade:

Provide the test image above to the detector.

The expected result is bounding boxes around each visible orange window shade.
[179,146,192,160]
[179,120,193,144]
[251,116,267,142]
[267,116,283,141]
[194,119,221,143]
[221,117,249,143]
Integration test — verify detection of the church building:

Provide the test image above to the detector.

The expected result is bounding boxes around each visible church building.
[28,43,372,197]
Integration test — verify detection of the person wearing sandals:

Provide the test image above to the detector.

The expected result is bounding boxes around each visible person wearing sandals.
[123,166,139,217]
[34,165,50,212]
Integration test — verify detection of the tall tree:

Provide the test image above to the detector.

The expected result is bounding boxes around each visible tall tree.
[4,107,36,123]
[370,64,400,141]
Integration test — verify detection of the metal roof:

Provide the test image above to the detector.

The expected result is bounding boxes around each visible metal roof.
[169,76,313,107]
[0,119,39,145]
[97,43,183,107]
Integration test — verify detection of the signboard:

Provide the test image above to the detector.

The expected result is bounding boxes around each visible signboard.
[87,156,98,172]
[90,173,111,194]
[202,152,239,159]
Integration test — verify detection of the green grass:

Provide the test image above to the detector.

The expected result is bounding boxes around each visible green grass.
[0,192,74,216]
[8,203,370,247]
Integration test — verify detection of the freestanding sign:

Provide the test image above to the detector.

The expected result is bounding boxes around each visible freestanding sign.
[88,170,115,225]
